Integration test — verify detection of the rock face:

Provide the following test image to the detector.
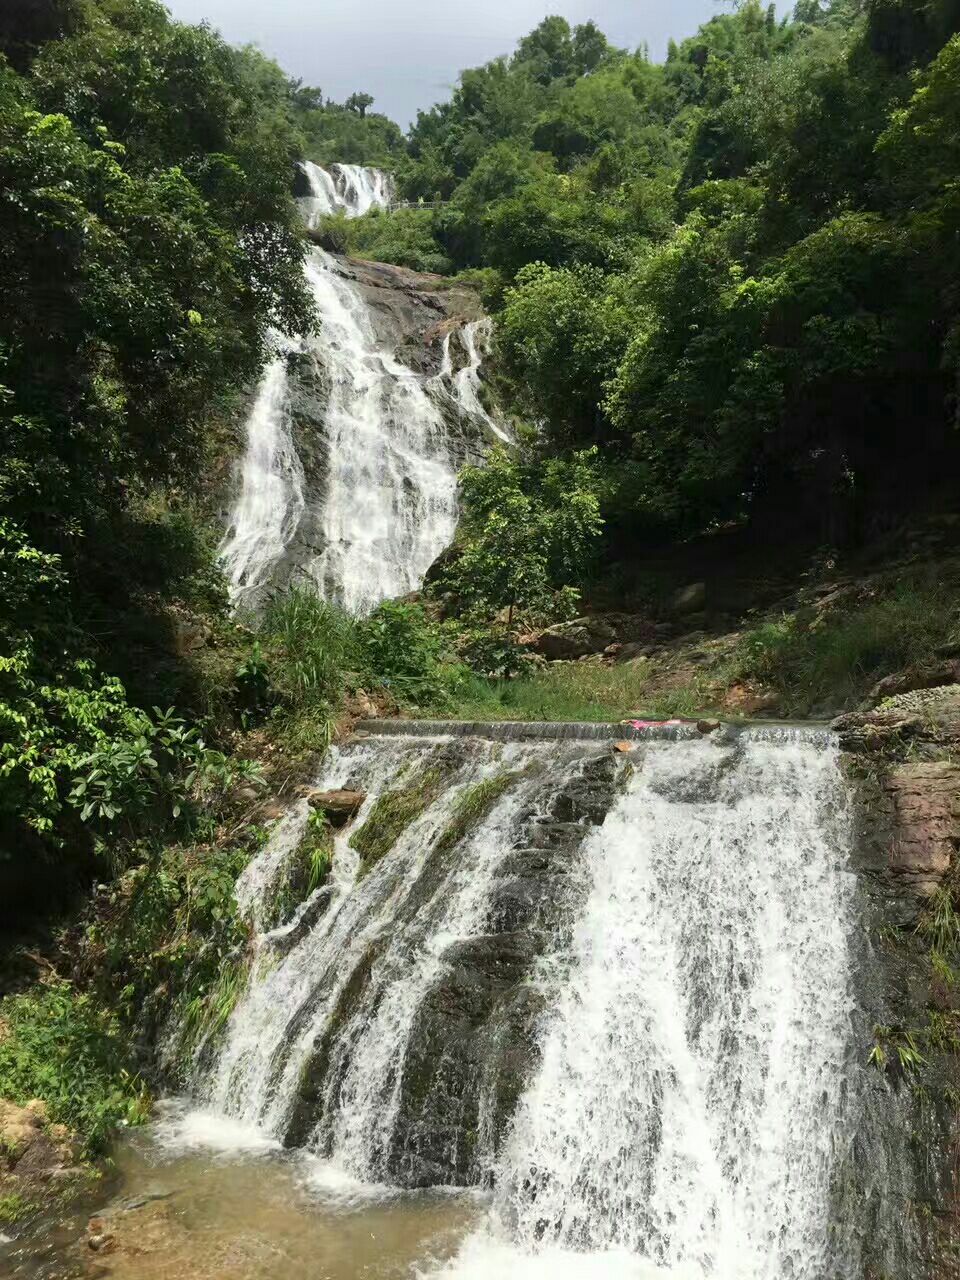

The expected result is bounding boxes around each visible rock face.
[339,257,483,384]
[386,753,619,1186]
[840,695,960,1276]
[533,613,657,661]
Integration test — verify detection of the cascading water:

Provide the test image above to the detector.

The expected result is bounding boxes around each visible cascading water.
[220,163,485,613]
[167,725,909,1279]
[300,160,394,224]
[218,349,305,599]
[435,320,512,445]
[433,731,860,1279]
[302,249,457,614]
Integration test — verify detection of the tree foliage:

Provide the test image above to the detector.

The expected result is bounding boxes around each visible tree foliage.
[390,0,960,547]
[0,0,310,876]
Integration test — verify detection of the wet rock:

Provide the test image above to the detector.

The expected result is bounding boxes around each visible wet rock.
[387,933,541,1187]
[306,788,365,826]
[697,720,721,734]
[386,752,618,1188]
[282,937,386,1150]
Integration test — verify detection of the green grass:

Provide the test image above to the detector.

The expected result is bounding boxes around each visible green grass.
[423,663,715,723]
[0,1192,32,1225]
[736,580,959,716]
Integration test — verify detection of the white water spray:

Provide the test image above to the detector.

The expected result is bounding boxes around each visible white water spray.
[302,250,458,615]
[220,351,305,601]
[435,319,511,444]
[432,732,858,1280]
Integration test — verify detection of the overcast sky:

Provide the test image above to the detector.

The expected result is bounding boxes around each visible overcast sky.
[163,0,735,127]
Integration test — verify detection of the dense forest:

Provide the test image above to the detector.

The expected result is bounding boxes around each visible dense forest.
[336,0,960,554]
[1,0,960,1212]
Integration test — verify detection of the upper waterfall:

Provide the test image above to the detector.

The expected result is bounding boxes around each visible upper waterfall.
[219,163,496,613]
[300,160,395,222]
[164,725,905,1278]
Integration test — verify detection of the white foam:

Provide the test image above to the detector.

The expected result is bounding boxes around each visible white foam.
[419,1234,700,1280]
[149,1101,281,1157]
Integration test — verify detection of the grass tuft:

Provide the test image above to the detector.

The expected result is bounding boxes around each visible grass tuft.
[736,580,959,716]
[434,771,520,856]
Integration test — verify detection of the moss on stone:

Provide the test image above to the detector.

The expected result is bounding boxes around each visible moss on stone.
[264,814,335,930]
[349,768,444,873]
[433,771,519,857]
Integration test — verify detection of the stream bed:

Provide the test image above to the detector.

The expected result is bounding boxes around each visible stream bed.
[59,1102,483,1279]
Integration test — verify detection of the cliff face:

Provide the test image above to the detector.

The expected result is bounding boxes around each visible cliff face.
[838,694,960,1277]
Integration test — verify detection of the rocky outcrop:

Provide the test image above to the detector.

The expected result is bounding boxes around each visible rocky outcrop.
[338,257,483,382]
[532,613,657,661]
[386,752,618,1187]
[851,760,960,906]
[840,692,960,1277]
[0,1098,84,1242]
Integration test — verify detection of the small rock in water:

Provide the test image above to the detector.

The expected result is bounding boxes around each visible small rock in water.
[613,740,634,754]
[306,789,365,826]
[697,720,721,734]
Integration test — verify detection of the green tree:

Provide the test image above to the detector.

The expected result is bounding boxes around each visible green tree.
[438,448,604,623]
[345,91,375,118]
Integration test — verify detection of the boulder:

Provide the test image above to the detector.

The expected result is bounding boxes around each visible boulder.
[671,582,706,614]
[870,661,960,704]
[0,1099,45,1166]
[306,789,365,827]
[533,613,656,661]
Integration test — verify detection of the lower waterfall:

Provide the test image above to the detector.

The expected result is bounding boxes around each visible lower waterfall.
[167,725,908,1279]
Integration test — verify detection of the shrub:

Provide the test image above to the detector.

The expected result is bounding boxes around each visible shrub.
[0,646,259,852]
[357,601,465,707]
[0,982,149,1155]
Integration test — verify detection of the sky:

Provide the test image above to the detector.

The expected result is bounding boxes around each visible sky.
[163,0,735,128]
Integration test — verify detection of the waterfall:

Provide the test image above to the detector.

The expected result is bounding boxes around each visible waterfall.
[219,351,305,599]
[303,249,457,615]
[435,319,512,445]
[177,726,903,1277]
[442,733,856,1279]
[220,163,471,613]
[299,160,394,224]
